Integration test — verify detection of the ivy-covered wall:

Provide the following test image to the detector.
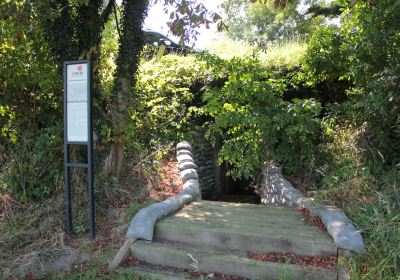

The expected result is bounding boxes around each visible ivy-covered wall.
[133,52,345,193]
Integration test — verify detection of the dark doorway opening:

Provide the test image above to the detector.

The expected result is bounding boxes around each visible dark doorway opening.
[209,161,260,204]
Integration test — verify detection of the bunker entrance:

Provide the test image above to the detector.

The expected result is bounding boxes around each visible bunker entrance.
[192,132,260,204]
[210,161,260,204]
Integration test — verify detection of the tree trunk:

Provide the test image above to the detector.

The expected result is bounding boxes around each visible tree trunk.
[43,0,113,69]
[104,140,125,175]
[103,0,148,175]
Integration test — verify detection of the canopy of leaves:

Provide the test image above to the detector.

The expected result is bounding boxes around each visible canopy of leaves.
[221,0,334,45]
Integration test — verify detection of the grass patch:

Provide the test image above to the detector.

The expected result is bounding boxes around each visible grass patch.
[206,35,306,68]
[347,189,400,279]
[0,195,66,267]
[314,124,400,279]
[51,267,150,280]
[206,35,255,59]
[259,41,307,68]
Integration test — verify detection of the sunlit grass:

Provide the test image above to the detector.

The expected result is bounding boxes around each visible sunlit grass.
[205,35,255,59]
[259,41,307,68]
[205,35,307,68]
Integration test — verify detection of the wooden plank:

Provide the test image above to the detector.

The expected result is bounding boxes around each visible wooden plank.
[170,200,333,242]
[183,203,306,220]
[161,218,332,242]
[164,216,331,241]
[193,200,303,211]
[173,206,322,226]
[154,222,338,257]
[189,200,298,212]
[156,219,334,247]
[177,207,311,225]
[176,212,316,231]
[170,211,319,230]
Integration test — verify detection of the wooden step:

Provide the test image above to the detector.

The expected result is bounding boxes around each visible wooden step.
[154,221,337,257]
[181,200,327,228]
[176,207,314,224]
[159,218,332,242]
[130,240,338,280]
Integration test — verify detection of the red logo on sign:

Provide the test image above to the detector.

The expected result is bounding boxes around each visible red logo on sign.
[77,65,83,72]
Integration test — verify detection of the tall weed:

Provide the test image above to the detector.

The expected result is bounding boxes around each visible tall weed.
[318,124,400,279]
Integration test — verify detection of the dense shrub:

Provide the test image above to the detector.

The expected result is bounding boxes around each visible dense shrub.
[127,51,325,180]
[304,1,400,165]
[133,55,210,147]
[0,11,62,200]
[302,3,400,277]
[128,51,330,180]
[201,54,321,179]
[1,125,63,200]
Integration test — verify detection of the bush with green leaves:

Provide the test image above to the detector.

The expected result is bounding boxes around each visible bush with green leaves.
[303,26,350,84]
[304,0,400,165]
[0,9,62,200]
[201,54,321,179]
[346,1,400,164]
[133,54,210,147]
[2,125,63,200]
[302,3,400,276]
[116,52,323,180]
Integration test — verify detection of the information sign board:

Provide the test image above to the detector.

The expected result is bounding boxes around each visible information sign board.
[63,60,95,240]
[66,63,89,142]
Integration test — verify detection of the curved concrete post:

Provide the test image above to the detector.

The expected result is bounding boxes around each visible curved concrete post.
[256,165,365,254]
[109,141,202,270]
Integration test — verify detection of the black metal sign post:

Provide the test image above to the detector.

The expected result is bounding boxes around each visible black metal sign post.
[63,60,95,240]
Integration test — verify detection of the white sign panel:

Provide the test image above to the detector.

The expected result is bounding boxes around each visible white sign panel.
[66,63,89,142]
